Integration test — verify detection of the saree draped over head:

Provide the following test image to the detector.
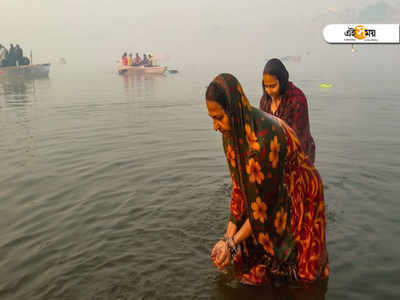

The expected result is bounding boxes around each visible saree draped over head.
[260,59,316,163]
[209,74,328,285]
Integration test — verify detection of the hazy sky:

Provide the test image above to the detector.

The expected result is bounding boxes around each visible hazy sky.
[1,0,399,73]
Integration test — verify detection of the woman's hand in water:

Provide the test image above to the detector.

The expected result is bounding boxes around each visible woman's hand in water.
[211,240,230,270]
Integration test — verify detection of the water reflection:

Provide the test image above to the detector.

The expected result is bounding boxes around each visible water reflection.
[0,78,29,101]
[213,274,328,300]
[121,73,166,101]
[0,77,47,168]
[0,77,50,106]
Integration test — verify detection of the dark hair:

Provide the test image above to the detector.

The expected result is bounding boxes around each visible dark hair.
[263,58,289,95]
[205,81,228,111]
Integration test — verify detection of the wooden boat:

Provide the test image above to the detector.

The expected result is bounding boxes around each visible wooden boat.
[0,63,51,79]
[118,65,167,75]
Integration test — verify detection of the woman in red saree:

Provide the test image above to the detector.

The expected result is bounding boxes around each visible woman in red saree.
[259,59,316,163]
[206,73,328,285]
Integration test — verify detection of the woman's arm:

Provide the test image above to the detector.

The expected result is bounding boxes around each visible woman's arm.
[233,218,252,245]
[225,221,238,238]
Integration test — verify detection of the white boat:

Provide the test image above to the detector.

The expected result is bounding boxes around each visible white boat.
[118,65,167,75]
[0,63,51,79]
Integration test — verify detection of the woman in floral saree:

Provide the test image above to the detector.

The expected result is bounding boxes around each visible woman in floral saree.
[206,73,328,285]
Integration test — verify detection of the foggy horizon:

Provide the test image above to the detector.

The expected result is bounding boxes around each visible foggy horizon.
[1,0,399,71]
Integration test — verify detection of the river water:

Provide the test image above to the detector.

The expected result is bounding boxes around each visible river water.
[0,59,399,299]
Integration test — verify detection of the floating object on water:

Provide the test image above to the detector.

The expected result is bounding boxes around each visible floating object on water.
[168,70,178,74]
[320,83,333,88]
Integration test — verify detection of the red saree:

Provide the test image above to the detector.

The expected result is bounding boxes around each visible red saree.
[230,119,328,285]
[259,82,316,163]
[208,74,328,286]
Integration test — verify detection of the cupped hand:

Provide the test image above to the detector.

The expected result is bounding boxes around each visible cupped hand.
[211,240,230,270]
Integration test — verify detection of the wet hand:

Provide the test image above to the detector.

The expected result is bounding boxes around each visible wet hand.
[211,240,230,270]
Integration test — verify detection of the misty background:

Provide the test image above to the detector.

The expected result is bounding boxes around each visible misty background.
[1,0,399,82]
[1,1,400,299]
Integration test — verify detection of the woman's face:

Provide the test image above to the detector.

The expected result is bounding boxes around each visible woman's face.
[263,74,280,99]
[206,100,231,137]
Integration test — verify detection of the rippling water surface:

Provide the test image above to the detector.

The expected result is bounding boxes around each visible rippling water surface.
[0,62,399,300]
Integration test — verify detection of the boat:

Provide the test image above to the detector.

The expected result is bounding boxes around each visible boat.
[118,65,167,75]
[0,63,51,79]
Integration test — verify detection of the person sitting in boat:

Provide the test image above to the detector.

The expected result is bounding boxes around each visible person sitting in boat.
[0,44,7,67]
[21,56,30,66]
[133,53,142,66]
[15,44,23,66]
[7,44,17,67]
[121,52,128,66]
[127,53,133,66]
[142,54,150,66]
[147,54,153,67]
[149,53,157,67]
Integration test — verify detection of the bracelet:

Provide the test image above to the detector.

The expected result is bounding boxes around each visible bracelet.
[223,236,239,258]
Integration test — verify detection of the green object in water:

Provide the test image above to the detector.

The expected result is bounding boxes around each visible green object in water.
[320,83,333,88]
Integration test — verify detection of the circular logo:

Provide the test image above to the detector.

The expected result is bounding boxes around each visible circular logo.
[354,25,366,40]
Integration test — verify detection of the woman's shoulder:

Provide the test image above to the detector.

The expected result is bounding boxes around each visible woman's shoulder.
[285,82,307,107]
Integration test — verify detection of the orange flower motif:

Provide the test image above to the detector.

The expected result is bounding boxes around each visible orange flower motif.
[245,124,260,151]
[226,144,236,168]
[237,83,252,111]
[251,197,267,223]
[269,136,280,168]
[258,233,275,256]
[246,158,264,184]
[274,207,287,235]
[250,264,267,283]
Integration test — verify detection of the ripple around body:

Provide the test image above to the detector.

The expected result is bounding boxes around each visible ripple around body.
[0,67,399,300]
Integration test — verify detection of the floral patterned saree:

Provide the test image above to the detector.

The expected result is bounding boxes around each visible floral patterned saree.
[209,74,328,285]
